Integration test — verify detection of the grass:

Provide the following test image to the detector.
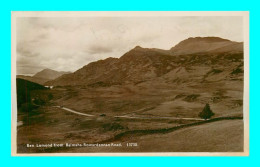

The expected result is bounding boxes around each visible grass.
[130,119,244,152]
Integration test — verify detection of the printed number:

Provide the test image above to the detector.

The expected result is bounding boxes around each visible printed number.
[127,143,138,147]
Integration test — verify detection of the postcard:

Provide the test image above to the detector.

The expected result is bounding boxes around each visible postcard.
[11,11,249,156]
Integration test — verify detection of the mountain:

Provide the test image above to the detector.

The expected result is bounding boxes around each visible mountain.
[46,37,243,87]
[33,68,71,80]
[46,46,176,86]
[170,37,243,55]
[17,69,71,85]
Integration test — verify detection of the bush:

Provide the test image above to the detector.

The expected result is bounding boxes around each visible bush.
[198,103,215,120]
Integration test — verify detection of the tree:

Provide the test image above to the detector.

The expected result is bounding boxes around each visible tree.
[198,103,214,120]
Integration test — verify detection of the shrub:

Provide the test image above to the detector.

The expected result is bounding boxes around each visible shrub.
[198,103,215,120]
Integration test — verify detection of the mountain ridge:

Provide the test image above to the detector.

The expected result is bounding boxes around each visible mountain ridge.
[170,37,243,56]
[45,37,243,86]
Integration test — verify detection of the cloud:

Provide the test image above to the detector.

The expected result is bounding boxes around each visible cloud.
[17,45,40,58]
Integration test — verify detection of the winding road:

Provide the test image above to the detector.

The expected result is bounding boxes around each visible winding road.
[54,106,94,117]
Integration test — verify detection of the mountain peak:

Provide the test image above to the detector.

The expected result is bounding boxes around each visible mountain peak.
[130,46,155,53]
[184,37,230,43]
[134,45,142,49]
[41,68,55,72]
[170,36,242,55]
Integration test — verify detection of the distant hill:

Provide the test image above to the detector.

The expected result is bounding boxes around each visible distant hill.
[46,37,243,87]
[17,69,71,85]
[33,68,71,80]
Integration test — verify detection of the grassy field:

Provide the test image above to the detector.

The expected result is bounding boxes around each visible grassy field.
[120,119,244,152]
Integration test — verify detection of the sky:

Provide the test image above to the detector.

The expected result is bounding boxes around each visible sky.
[16,16,243,75]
